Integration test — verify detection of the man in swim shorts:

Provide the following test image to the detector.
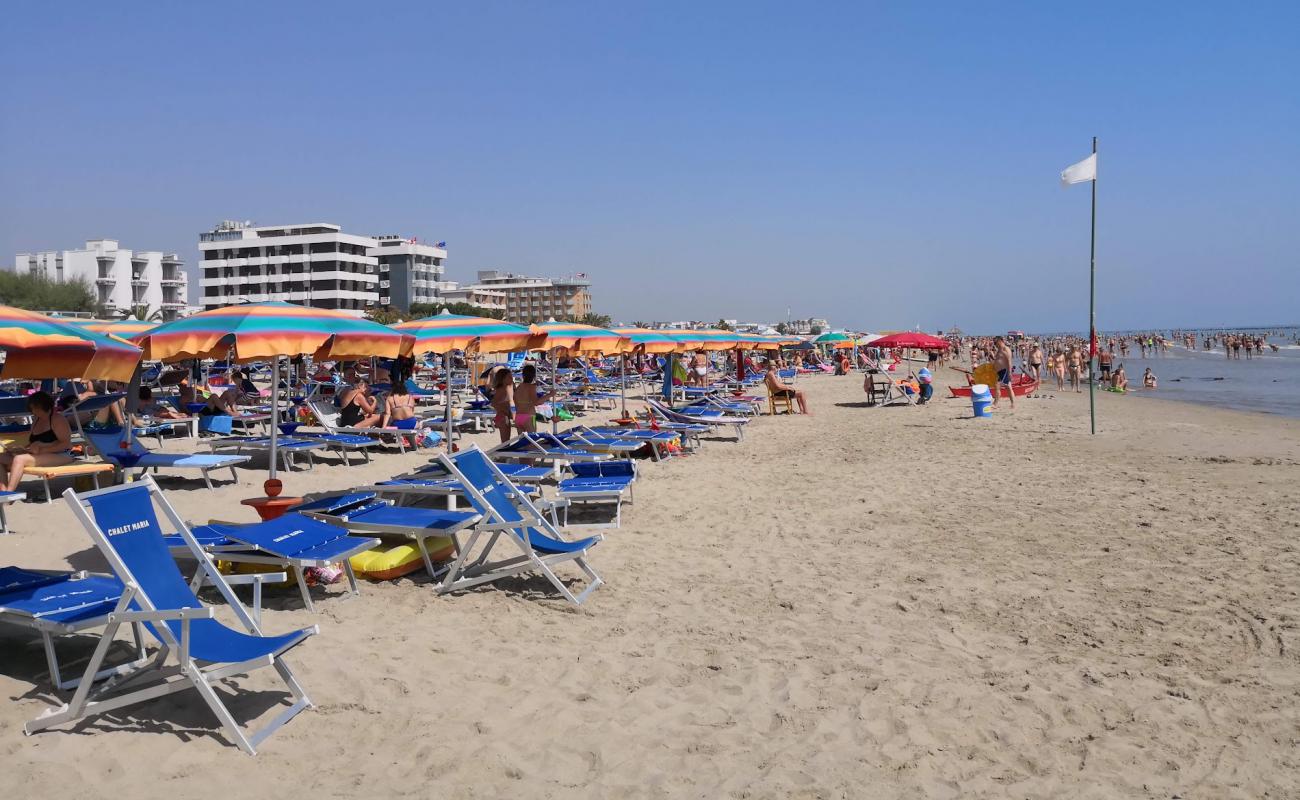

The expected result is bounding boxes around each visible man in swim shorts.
[992,336,1015,410]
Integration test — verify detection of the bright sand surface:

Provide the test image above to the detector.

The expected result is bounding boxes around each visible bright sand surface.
[2,372,1299,798]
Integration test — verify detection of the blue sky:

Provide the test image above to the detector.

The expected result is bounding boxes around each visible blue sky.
[2,1,1296,333]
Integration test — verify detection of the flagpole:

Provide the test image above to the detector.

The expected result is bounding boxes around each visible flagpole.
[1088,136,1098,435]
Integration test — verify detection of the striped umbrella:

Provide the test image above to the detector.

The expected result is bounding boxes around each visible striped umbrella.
[670,329,743,351]
[394,312,543,450]
[393,311,541,354]
[132,301,412,362]
[529,320,629,354]
[0,305,141,382]
[610,328,689,354]
[133,302,414,496]
[87,319,158,336]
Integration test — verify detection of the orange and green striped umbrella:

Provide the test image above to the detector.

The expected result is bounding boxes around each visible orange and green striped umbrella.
[0,305,142,381]
[132,301,414,362]
[393,312,543,354]
[530,320,630,354]
[670,329,744,351]
[87,319,158,336]
[610,328,689,354]
[734,332,783,351]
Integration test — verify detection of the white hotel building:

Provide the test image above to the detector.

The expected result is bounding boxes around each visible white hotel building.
[199,221,381,315]
[13,239,189,319]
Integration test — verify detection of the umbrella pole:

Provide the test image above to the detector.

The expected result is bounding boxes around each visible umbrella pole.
[444,351,452,451]
[620,353,627,419]
[267,355,280,491]
[550,347,557,435]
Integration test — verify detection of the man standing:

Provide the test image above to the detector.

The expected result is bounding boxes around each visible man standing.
[992,336,1015,410]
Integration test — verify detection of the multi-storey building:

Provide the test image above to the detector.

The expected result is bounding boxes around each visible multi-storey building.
[452,270,592,323]
[437,283,508,314]
[369,236,447,312]
[13,239,188,319]
[198,221,379,316]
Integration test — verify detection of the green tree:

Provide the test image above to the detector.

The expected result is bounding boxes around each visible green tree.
[407,302,505,320]
[0,272,96,313]
[810,324,824,335]
[716,318,734,331]
[565,312,613,328]
[365,306,407,325]
[775,322,789,335]
[128,304,164,321]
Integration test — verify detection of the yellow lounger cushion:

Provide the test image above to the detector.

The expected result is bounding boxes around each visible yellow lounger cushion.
[26,464,116,478]
[350,538,454,581]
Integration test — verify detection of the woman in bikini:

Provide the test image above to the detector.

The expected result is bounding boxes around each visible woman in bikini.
[382,380,418,430]
[338,378,381,428]
[1067,346,1083,393]
[513,364,547,434]
[490,368,515,444]
[0,392,74,492]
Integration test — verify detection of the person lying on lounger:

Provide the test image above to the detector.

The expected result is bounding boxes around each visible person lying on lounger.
[763,359,810,415]
[135,386,188,422]
[0,391,74,492]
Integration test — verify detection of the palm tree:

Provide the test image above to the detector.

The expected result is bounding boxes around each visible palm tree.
[127,304,164,322]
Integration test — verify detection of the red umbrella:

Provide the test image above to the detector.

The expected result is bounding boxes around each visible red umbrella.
[868,332,950,350]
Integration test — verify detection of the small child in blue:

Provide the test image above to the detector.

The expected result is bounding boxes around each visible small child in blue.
[916,367,934,405]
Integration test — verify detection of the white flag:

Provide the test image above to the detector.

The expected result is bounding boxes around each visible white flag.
[1060,153,1097,186]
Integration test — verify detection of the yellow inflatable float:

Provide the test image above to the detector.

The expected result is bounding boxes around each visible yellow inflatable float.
[349,537,455,581]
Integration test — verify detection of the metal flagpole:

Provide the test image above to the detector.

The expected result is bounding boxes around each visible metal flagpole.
[1088,136,1098,435]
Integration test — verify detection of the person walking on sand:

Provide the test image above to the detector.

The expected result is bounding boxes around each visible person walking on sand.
[513,364,547,434]
[1029,343,1043,383]
[1067,346,1083,393]
[992,336,1015,410]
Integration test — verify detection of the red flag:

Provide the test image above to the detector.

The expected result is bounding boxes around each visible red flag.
[1089,329,1098,358]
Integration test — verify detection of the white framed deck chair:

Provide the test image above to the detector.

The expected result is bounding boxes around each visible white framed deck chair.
[306,400,410,453]
[434,446,603,605]
[27,477,318,755]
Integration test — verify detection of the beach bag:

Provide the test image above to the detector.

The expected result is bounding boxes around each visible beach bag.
[416,428,442,448]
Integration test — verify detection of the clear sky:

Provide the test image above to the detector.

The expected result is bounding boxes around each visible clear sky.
[2,1,1297,333]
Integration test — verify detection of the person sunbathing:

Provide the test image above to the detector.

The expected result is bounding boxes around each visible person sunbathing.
[135,386,187,421]
[0,391,74,492]
[764,359,810,414]
[382,380,418,429]
[338,378,382,428]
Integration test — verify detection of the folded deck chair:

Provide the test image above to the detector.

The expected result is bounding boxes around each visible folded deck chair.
[293,492,480,580]
[181,514,381,612]
[556,460,637,529]
[550,429,649,459]
[279,429,383,466]
[84,429,250,490]
[433,446,602,604]
[31,478,318,754]
[487,432,611,464]
[207,435,326,472]
[0,567,147,690]
[645,399,747,441]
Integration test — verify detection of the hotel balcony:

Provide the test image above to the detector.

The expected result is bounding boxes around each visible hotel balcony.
[161,276,186,286]
[95,276,115,285]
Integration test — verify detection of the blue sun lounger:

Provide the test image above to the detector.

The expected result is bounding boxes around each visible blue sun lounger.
[434,446,602,604]
[0,567,148,690]
[31,477,319,754]
[556,460,637,529]
[84,429,250,490]
[646,399,747,441]
[181,513,381,612]
[207,435,327,471]
[488,432,612,464]
[293,492,480,580]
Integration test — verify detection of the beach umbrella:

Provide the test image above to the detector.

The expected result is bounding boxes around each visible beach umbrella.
[394,311,544,450]
[670,329,742,351]
[0,305,141,382]
[868,332,950,351]
[134,302,414,498]
[813,332,850,344]
[611,328,690,418]
[530,320,631,432]
[86,319,158,336]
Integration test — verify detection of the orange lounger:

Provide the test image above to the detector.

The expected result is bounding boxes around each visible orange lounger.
[23,464,116,504]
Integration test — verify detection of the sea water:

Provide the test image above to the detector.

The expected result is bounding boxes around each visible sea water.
[1093,328,1300,418]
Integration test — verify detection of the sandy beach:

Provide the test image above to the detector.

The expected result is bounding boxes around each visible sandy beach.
[2,372,1298,798]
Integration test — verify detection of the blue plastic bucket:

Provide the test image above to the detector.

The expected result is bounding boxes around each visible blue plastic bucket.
[970,384,992,418]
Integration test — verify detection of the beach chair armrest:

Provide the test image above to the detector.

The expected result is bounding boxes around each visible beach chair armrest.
[536,497,571,511]
[108,607,214,623]
[225,572,288,585]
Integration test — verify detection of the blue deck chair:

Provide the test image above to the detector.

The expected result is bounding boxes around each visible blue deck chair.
[182,512,380,612]
[556,460,637,529]
[293,492,480,580]
[0,567,148,690]
[487,432,611,464]
[29,477,319,754]
[646,399,747,441]
[84,429,250,490]
[207,435,327,471]
[434,446,602,604]
[584,425,692,454]
[280,430,383,466]
[552,428,654,460]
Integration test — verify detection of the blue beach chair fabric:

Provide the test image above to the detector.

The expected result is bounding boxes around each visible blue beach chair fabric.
[0,567,148,690]
[556,460,637,529]
[84,429,250,490]
[207,435,326,472]
[293,492,480,580]
[488,432,611,464]
[434,446,602,604]
[28,478,319,755]
[184,514,381,611]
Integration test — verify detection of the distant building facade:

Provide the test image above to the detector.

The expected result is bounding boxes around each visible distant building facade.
[369,236,447,312]
[441,270,591,323]
[13,239,188,319]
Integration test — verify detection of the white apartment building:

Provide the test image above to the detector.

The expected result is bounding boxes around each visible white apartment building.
[13,239,189,319]
[369,236,447,312]
[198,221,379,316]
[437,270,591,323]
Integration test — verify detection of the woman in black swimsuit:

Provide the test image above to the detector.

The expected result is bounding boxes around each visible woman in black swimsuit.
[338,378,381,428]
[0,391,74,492]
